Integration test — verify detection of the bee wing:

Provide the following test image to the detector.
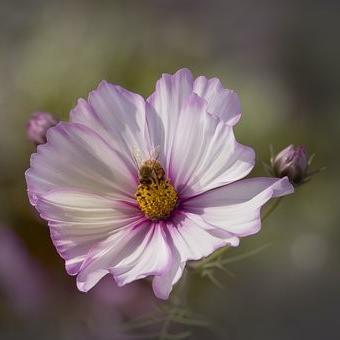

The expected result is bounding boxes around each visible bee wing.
[132,145,161,170]
[131,146,144,169]
[149,145,161,161]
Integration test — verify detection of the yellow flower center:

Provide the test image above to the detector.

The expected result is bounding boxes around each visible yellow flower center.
[135,179,178,221]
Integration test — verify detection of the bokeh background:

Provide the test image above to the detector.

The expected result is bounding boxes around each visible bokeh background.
[0,0,339,339]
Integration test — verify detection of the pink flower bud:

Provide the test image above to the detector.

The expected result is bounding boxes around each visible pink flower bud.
[273,145,308,184]
[26,112,58,145]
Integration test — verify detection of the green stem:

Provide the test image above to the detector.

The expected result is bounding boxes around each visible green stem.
[204,243,271,268]
[188,245,230,270]
[159,308,173,340]
[261,197,282,221]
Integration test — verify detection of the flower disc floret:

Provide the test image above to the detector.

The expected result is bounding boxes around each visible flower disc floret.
[136,179,177,220]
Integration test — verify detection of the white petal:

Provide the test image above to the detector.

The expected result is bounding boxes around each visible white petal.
[194,75,241,126]
[76,222,171,292]
[184,177,294,237]
[152,246,184,300]
[152,212,238,300]
[146,68,194,169]
[26,122,136,205]
[112,223,171,286]
[36,189,142,276]
[167,212,237,261]
[71,82,151,162]
[168,94,255,198]
[76,223,145,292]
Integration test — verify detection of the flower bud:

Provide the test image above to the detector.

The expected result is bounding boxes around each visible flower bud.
[273,145,308,184]
[26,112,58,145]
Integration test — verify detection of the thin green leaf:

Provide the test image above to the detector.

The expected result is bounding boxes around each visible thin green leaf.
[126,331,166,339]
[191,246,230,270]
[262,161,274,176]
[261,197,282,221]
[308,153,315,166]
[219,243,271,266]
[214,262,236,277]
[307,166,326,176]
[120,316,165,331]
[171,315,210,328]
[202,270,224,288]
[164,331,192,339]
[269,144,275,165]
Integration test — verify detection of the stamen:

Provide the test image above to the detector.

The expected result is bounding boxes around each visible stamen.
[135,179,178,220]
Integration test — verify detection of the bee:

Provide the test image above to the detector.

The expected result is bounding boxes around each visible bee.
[132,146,165,186]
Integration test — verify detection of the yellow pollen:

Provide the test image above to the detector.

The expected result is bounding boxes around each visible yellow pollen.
[135,179,178,220]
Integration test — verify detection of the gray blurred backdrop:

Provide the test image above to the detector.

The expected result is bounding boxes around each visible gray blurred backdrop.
[0,0,339,339]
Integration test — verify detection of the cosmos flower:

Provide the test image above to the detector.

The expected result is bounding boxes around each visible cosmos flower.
[25,69,294,299]
[26,111,58,145]
[272,145,308,185]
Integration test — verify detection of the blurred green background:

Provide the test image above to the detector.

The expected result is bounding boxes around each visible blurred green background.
[0,0,339,339]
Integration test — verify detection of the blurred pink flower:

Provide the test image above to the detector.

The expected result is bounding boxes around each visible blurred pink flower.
[91,277,153,317]
[26,111,58,145]
[25,69,293,299]
[0,226,48,316]
[92,277,145,306]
